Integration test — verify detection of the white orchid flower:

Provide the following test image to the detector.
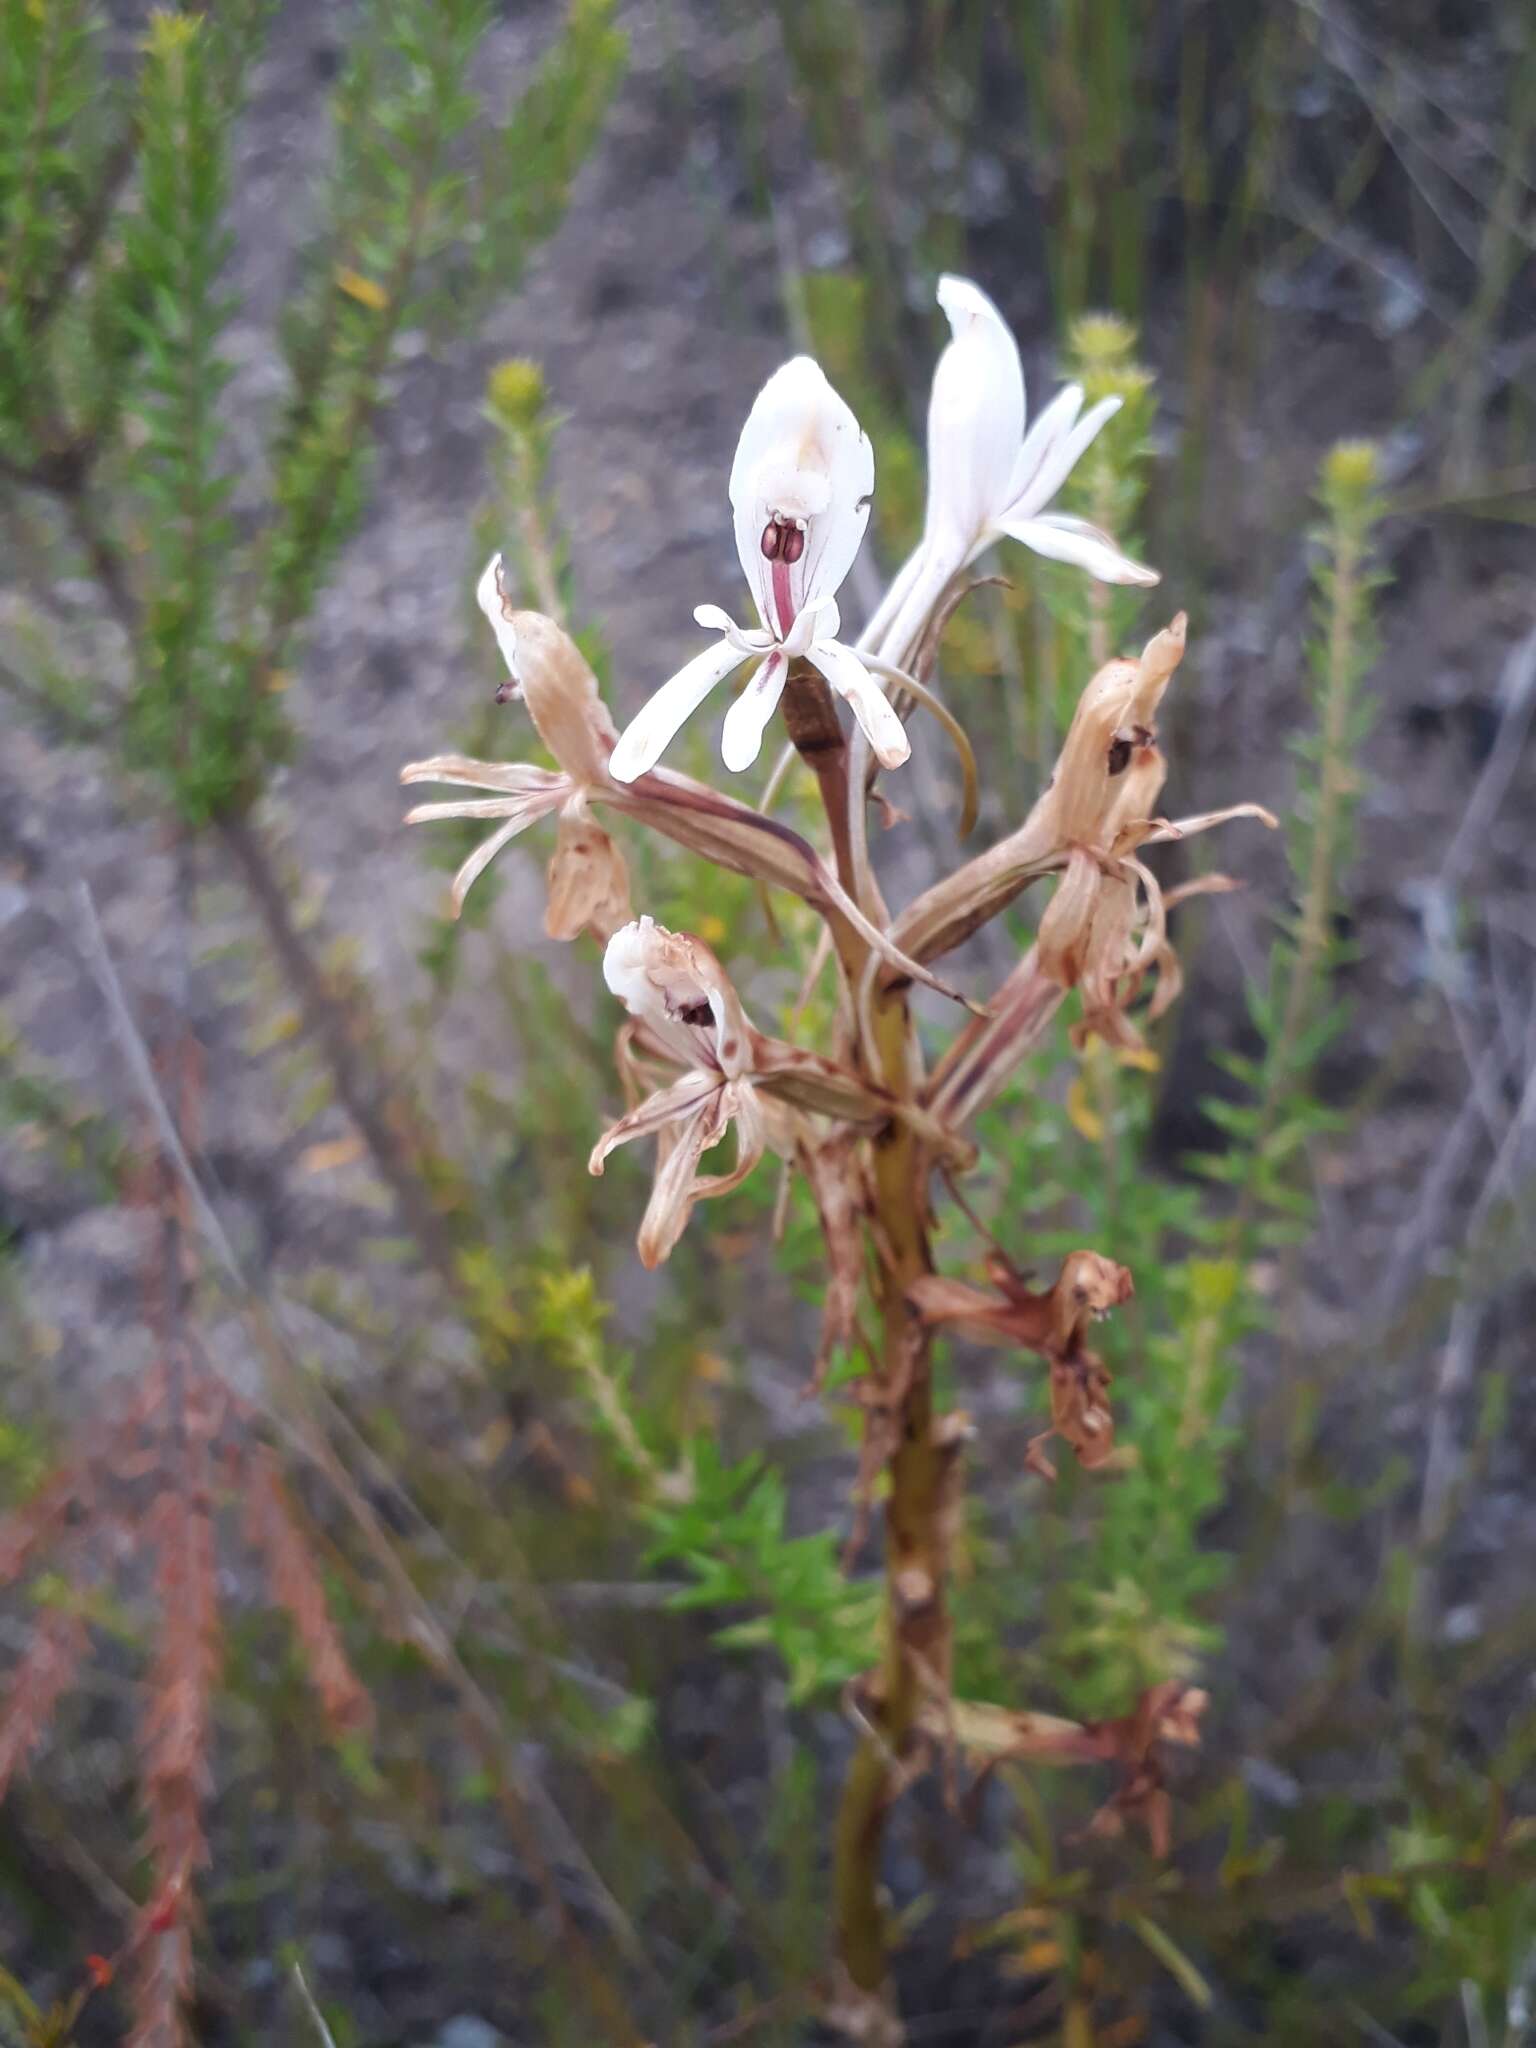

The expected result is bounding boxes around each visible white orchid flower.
[608,356,909,784]
[868,276,1158,670]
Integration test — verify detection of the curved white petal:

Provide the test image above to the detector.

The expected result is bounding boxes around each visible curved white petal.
[475,553,522,691]
[808,637,911,771]
[1001,512,1159,587]
[693,603,771,651]
[859,541,925,659]
[1003,383,1084,519]
[720,651,789,773]
[866,549,957,681]
[923,276,1025,566]
[729,356,873,636]
[608,638,748,783]
[1008,394,1123,525]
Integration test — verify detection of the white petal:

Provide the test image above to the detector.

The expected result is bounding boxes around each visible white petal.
[780,592,839,659]
[808,638,910,771]
[1003,383,1084,517]
[693,603,772,654]
[864,549,954,679]
[924,276,1024,561]
[720,652,788,773]
[608,638,748,783]
[1008,394,1122,523]
[858,541,925,658]
[1001,512,1159,587]
[729,356,873,634]
[475,553,521,690]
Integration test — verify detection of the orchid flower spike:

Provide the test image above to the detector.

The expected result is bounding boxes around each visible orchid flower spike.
[608,357,909,784]
[869,277,1157,671]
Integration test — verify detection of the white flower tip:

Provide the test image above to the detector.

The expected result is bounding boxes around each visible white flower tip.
[719,726,762,775]
[876,727,912,772]
[605,731,649,784]
[602,915,657,1005]
[769,352,834,401]
[476,551,512,627]
[476,551,506,608]
[476,550,522,686]
[935,273,1003,337]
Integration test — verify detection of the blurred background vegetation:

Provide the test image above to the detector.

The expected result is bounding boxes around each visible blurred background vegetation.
[1,0,1533,2042]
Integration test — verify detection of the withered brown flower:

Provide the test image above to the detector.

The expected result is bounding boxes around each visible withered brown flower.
[912,1678,1207,1859]
[1083,1680,1209,1858]
[887,616,1275,1048]
[910,1248,1132,1476]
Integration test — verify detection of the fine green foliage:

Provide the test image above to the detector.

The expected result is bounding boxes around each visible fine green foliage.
[645,1439,881,1708]
[0,0,108,470]
[119,14,261,821]
[0,0,625,827]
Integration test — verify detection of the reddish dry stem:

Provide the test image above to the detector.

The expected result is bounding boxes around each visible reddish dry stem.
[245,1454,372,1734]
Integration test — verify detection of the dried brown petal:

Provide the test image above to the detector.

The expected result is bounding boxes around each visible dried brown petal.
[545,811,631,942]
[913,1249,1131,1475]
[498,604,620,785]
[798,1132,868,1390]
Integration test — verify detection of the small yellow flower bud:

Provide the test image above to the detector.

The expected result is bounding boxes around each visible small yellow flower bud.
[1320,438,1382,525]
[144,11,200,56]
[486,358,547,431]
[1067,314,1154,409]
[1323,438,1381,497]
[1068,312,1138,369]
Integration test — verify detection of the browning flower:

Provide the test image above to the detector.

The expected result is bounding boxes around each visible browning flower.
[912,1678,1207,1859]
[590,917,890,1268]
[401,558,631,938]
